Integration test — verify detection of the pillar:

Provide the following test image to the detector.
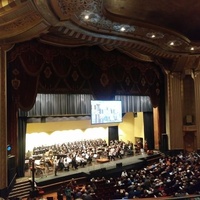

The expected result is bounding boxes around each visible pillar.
[165,72,183,150]
[194,72,200,149]
[153,107,160,150]
[0,46,9,197]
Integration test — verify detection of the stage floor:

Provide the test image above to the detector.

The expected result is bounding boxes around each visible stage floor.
[24,151,161,185]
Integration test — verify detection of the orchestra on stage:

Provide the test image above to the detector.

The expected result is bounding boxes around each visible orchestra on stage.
[26,138,147,177]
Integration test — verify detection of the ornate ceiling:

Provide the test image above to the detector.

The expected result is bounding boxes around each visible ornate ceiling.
[1,0,200,72]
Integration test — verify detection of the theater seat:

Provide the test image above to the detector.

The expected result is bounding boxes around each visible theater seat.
[38,189,45,198]
[47,197,54,200]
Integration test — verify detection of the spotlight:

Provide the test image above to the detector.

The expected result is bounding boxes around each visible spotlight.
[7,144,12,152]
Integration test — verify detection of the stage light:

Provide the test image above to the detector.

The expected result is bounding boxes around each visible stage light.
[7,144,12,152]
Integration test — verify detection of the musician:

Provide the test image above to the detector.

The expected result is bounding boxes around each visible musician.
[144,140,148,153]
[85,152,92,164]
[119,147,125,159]
[71,156,78,169]
[108,146,116,161]
[54,157,59,176]
[58,157,65,171]
[63,157,70,171]
[33,159,46,177]
[76,155,87,167]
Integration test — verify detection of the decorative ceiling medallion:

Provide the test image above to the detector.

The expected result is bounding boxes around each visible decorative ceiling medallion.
[113,23,135,33]
[58,0,101,18]
[79,10,134,33]
[167,40,182,47]
[146,32,164,39]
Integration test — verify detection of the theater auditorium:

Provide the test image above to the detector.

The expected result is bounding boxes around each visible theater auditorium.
[1,0,200,199]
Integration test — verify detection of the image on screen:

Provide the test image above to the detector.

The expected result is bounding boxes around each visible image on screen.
[91,100,122,125]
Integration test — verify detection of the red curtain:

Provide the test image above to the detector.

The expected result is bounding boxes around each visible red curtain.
[7,40,163,111]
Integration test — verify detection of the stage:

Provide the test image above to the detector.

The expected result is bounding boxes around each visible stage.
[30,151,162,189]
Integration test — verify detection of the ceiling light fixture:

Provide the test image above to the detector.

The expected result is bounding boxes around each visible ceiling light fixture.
[80,11,101,23]
[167,40,182,47]
[190,47,194,51]
[185,46,200,52]
[120,27,126,32]
[146,32,164,39]
[84,15,89,20]
[113,24,135,33]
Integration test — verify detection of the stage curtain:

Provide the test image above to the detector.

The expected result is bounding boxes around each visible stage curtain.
[8,56,38,111]
[7,39,163,111]
[115,95,153,113]
[17,115,27,177]
[24,93,93,116]
[89,67,116,100]
[143,112,154,150]
[24,94,153,117]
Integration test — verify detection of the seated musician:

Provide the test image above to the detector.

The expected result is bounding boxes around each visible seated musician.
[119,148,125,159]
[63,157,70,171]
[45,157,53,167]
[71,156,78,169]
[93,153,98,159]
[85,152,92,164]
[76,154,87,167]
[68,155,72,163]
[34,159,46,177]
[58,157,65,171]
[134,144,140,154]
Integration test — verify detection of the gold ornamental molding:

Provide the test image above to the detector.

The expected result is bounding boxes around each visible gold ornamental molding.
[50,0,102,20]
[0,0,200,61]
[0,0,27,9]
[44,0,198,59]
[0,12,41,38]
[0,0,50,43]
